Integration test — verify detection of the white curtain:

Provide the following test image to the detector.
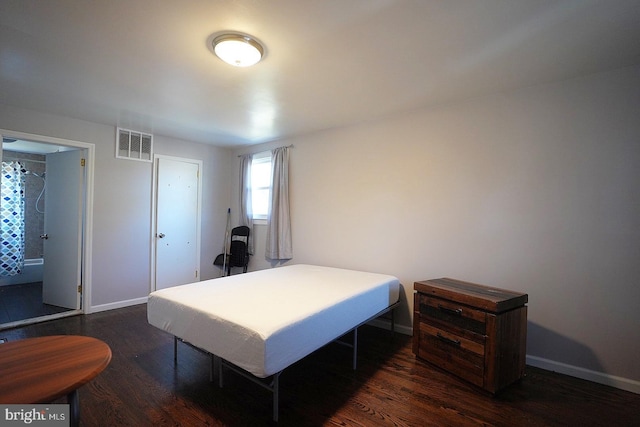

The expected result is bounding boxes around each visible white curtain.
[266,146,292,260]
[239,154,254,254]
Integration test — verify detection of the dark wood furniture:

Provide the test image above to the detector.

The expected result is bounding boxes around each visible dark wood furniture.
[413,278,528,394]
[0,335,112,427]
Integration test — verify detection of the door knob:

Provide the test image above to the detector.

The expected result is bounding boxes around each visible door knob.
[158,233,165,238]
[40,234,49,240]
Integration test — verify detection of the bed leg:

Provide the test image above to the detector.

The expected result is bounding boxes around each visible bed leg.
[218,359,224,388]
[273,372,281,422]
[173,336,178,365]
[352,327,358,370]
[210,354,215,382]
[391,308,396,336]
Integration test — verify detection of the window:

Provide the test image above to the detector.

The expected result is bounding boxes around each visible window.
[251,151,271,221]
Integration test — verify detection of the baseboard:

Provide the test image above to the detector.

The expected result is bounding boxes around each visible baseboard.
[526,355,640,395]
[89,296,148,314]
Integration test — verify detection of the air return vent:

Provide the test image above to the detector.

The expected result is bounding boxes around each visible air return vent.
[116,128,153,162]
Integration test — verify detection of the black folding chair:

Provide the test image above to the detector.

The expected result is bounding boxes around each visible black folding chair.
[213,226,250,276]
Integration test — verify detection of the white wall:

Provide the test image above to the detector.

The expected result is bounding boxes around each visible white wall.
[234,65,640,389]
[0,104,233,309]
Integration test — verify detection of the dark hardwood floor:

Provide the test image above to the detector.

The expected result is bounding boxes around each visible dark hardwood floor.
[0,282,70,325]
[0,304,638,426]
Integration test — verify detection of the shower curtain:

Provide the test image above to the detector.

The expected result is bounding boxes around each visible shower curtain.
[0,161,25,276]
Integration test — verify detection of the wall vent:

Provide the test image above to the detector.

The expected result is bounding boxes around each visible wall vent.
[116,128,153,162]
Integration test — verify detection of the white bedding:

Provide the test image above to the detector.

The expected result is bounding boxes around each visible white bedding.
[147,264,400,378]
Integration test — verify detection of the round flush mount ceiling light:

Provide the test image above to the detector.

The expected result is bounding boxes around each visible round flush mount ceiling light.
[212,33,264,67]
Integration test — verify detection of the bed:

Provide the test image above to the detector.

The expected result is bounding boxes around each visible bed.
[147,264,400,421]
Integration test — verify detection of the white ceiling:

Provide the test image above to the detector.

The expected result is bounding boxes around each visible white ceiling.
[1,0,639,147]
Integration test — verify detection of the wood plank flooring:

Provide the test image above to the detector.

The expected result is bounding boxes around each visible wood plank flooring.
[0,282,70,325]
[0,304,638,426]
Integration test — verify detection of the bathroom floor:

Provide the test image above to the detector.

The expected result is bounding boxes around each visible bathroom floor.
[0,282,71,325]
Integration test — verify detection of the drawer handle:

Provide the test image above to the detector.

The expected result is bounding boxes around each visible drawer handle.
[437,332,461,347]
[438,305,462,316]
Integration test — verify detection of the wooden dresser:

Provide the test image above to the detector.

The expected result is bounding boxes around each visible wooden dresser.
[413,278,528,394]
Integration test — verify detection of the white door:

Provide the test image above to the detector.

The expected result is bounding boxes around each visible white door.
[42,149,84,309]
[154,157,201,290]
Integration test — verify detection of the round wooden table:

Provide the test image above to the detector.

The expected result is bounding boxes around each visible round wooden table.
[0,335,112,427]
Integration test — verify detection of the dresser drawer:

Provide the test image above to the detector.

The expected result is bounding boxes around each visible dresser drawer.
[415,322,485,387]
[417,293,487,337]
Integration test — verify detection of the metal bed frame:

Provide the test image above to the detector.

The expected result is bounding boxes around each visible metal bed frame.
[172,301,399,422]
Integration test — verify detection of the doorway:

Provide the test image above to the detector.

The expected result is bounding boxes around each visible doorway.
[0,130,94,330]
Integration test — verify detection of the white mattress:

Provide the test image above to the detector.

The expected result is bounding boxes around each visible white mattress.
[147,264,400,378]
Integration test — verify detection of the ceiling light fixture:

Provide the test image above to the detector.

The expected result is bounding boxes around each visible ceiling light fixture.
[212,33,264,67]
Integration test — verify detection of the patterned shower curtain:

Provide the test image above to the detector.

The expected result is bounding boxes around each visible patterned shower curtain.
[0,161,25,276]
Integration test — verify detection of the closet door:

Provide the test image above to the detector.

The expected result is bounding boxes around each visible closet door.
[153,156,201,290]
